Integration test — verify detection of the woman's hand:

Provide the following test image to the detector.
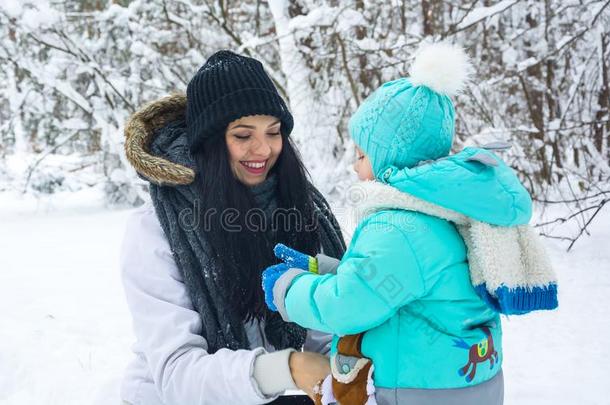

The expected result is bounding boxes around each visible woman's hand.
[289,351,331,400]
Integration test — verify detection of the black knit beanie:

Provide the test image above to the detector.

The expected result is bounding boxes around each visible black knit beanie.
[186,50,294,152]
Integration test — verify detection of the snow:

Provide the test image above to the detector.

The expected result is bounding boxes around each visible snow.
[62,118,90,131]
[19,2,62,32]
[457,0,519,30]
[53,82,93,115]
[516,56,538,72]
[336,9,367,32]
[284,6,364,36]
[0,190,609,404]
[288,6,334,31]
[0,192,130,405]
[0,0,24,18]
[501,46,518,67]
[355,38,380,52]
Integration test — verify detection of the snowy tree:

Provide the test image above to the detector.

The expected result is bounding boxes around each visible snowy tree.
[1,0,608,248]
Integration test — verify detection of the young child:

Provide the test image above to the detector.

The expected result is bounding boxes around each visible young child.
[262,42,557,405]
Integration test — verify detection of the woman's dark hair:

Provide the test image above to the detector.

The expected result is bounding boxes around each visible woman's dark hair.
[193,130,320,322]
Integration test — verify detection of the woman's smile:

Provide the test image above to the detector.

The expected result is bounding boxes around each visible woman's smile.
[240,159,268,175]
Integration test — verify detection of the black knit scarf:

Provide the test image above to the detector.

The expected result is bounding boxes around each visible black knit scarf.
[146,120,346,353]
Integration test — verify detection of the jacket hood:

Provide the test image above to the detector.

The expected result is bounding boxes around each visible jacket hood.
[124,93,196,186]
[369,147,532,226]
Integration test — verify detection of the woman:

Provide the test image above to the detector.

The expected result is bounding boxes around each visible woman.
[120,50,346,405]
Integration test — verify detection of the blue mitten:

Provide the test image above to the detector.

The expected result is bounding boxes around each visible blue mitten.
[261,263,290,311]
[274,243,319,274]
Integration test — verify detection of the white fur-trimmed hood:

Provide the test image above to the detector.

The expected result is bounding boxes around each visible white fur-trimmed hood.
[346,180,558,314]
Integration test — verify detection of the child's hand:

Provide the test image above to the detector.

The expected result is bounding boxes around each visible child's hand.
[274,243,319,274]
[261,263,290,311]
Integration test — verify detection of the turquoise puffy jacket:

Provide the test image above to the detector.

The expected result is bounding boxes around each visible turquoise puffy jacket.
[282,148,532,392]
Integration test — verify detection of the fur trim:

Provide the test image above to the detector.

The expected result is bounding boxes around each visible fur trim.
[330,354,371,384]
[320,362,377,405]
[409,41,472,97]
[124,93,196,186]
[348,180,468,225]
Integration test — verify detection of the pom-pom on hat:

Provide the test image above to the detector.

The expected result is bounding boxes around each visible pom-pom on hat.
[186,50,294,152]
[349,41,472,178]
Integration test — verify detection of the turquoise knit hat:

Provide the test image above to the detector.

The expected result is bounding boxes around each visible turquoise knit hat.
[349,42,472,178]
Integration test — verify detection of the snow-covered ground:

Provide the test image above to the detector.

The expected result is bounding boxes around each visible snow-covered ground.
[0,190,608,405]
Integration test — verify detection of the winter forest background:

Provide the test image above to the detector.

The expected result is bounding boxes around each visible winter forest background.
[2,0,609,245]
[1,0,609,404]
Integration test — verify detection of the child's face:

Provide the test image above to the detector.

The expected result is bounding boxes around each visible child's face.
[353,146,374,181]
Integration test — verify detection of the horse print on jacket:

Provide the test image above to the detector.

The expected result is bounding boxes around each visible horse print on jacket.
[453,326,499,383]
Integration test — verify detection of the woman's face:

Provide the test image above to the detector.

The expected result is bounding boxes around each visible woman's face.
[353,146,374,181]
[225,115,283,186]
